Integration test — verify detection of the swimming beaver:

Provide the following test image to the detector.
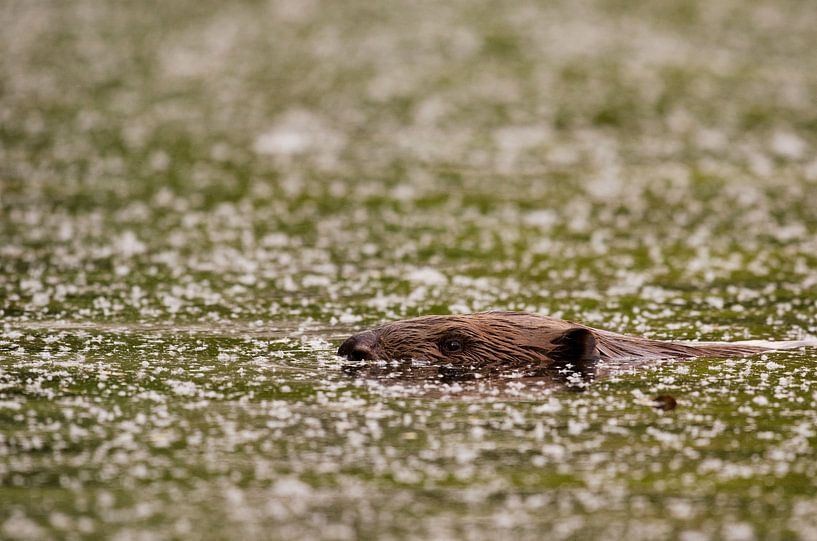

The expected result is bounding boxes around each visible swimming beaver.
[337,311,807,381]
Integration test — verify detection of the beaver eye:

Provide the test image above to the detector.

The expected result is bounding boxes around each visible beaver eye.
[441,337,464,354]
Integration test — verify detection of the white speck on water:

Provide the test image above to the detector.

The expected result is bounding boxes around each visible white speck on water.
[116,231,146,257]
[0,401,22,410]
[706,297,725,309]
[253,109,344,158]
[337,312,362,324]
[567,419,587,436]
[722,522,755,541]
[532,397,562,414]
[770,131,806,160]
[407,267,447,286]
[448,303,471,314]
[167,380,198,397]
[540,444,566,460]
[523,210,557,229]
[2,512,47,540]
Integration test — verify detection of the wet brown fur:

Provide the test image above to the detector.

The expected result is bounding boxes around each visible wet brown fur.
[338,311,767,375]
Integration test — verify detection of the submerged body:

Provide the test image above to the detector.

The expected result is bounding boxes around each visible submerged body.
[337,312,794,382]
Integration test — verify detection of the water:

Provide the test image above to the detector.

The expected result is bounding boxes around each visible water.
[2,0,817,539]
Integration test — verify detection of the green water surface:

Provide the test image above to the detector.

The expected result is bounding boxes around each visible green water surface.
[2,0,817,539]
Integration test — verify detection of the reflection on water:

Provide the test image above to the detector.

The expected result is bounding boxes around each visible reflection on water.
[341,357,601,398]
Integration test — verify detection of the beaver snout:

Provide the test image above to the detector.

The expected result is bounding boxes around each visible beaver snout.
[338,331,378,362]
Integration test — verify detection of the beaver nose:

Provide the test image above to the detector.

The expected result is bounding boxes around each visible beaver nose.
[338,332,376,362]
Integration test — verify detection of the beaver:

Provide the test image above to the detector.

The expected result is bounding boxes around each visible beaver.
[337,311,809,383]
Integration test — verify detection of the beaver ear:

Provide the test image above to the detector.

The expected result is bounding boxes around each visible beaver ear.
[550,327,600,366]
[549,327,600,390]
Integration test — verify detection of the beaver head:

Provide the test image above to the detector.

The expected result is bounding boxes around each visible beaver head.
[337,311,600,377]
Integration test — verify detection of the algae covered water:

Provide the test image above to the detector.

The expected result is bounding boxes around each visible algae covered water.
[2,0,817,539]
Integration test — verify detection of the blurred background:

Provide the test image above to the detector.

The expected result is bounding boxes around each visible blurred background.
[2,0,816,330]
